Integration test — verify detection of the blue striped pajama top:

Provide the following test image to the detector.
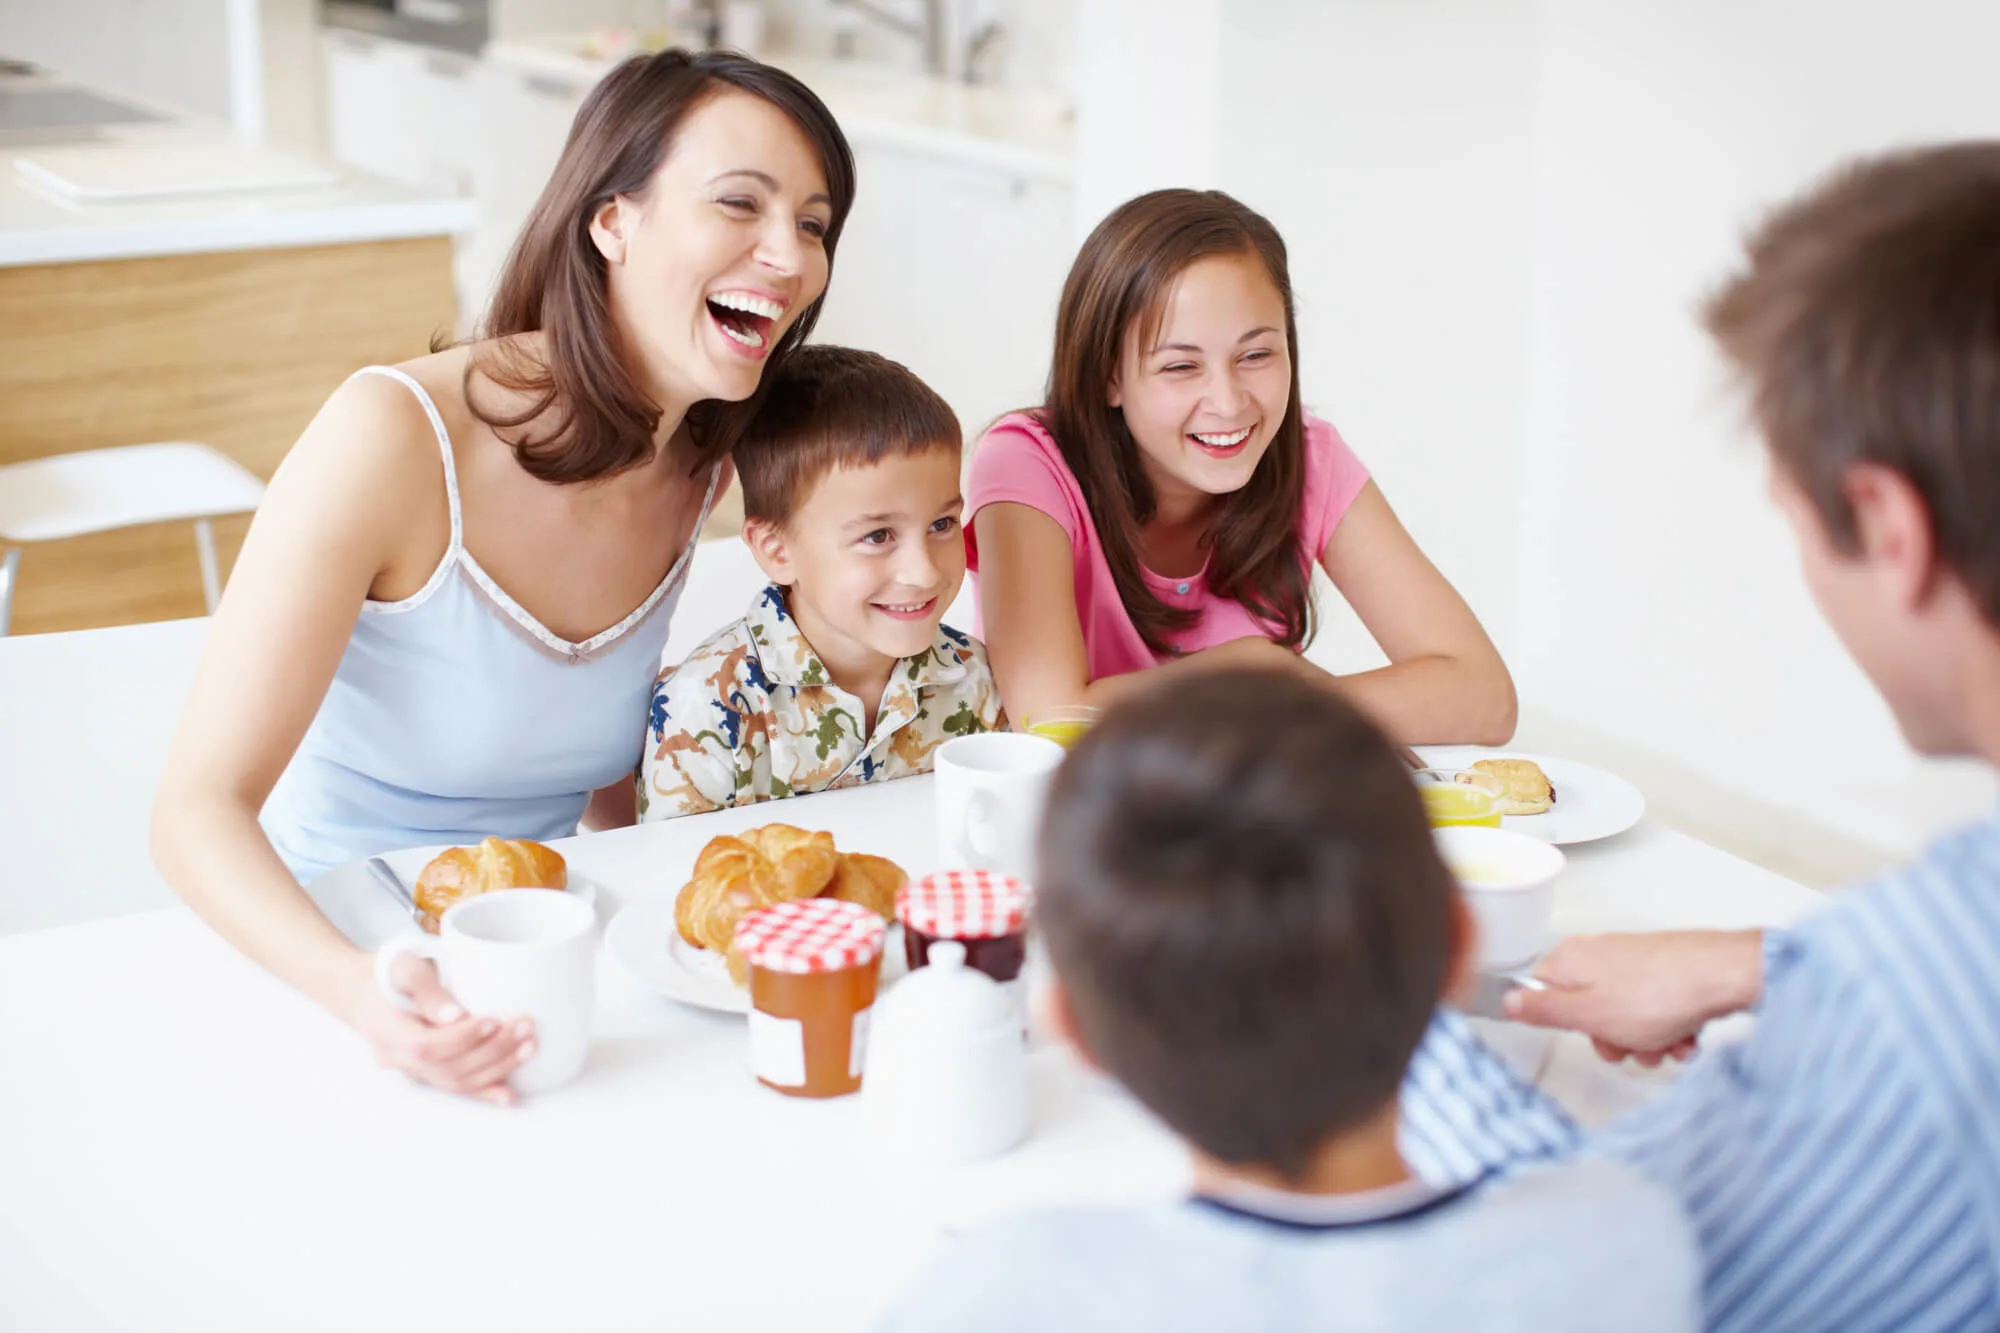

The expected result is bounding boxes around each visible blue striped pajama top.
[1397,813,2000,1332]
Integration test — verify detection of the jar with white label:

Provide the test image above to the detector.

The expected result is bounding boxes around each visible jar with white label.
[735,897,886,1099]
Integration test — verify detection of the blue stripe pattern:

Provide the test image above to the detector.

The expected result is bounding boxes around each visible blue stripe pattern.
[1397,815,2000,1332]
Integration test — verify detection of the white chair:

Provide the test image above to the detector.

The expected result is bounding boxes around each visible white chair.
[0,442,267,635]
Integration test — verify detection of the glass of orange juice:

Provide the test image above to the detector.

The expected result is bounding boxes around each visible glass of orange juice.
[1019,705,1100,750]
[1414,769,1505,828]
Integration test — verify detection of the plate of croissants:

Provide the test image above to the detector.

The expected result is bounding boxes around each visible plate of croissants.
[410,836,599,934]
[604,823,908,1014]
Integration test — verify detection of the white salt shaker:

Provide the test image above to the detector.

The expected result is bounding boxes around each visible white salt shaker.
[863,941,1028,1161]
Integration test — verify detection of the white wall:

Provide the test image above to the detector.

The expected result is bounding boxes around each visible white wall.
[1071,0,1220,233]
[1516,0,2000,862]
[1075,0,2000,872]
[1214,0,1537,673]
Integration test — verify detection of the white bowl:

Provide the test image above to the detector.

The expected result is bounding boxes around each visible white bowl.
[1432,825,1567,969]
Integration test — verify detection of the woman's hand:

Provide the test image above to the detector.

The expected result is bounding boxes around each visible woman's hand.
[340,952,537,1105]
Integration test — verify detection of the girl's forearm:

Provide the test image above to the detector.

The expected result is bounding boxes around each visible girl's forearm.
[1315,652,1518,747]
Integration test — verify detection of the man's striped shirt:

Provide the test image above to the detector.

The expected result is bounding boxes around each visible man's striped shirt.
[1399,814,2000,1332]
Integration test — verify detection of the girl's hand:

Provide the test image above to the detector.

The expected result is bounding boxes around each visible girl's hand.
[340,952,536,1105]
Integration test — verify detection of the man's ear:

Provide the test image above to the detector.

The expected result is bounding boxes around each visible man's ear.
[1844,462,1942,610]
[742,517,797,586]
[588,195,632,265]
[1040,976,1101,1072]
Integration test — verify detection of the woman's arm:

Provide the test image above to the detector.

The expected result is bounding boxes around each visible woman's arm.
[975,502,1308,722]
[149,373,528,1101]
[1318,481,1517,745]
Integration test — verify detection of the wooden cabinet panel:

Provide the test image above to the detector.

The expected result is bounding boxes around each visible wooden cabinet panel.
[0,236,456,635]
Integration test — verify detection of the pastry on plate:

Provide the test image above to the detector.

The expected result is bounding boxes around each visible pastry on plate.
[413,836,568,933]
[1465,758,1556,816]
[820,852,908,920]
[674,824,837,953]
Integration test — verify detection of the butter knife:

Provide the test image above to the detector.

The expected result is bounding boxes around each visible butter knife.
[365,856,421,924]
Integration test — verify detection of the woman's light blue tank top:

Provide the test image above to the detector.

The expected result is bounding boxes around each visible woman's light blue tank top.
[261,366,719,881]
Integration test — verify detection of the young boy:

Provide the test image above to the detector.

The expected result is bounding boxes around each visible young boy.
[875,670,1699,1333]
[640,346,1004,820]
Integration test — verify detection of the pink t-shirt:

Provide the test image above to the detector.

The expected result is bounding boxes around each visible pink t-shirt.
[965,410,1371,680]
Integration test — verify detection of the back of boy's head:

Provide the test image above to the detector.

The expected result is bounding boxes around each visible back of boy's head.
[1036,670,1458,1183]
[734,345,962,525]
[1705,141,2000,625]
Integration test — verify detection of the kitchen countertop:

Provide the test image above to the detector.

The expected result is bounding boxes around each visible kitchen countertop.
[485,37,1076,184]
[0,69,473,268]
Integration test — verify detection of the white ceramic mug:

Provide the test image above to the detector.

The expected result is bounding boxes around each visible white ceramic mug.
[1432,825,1567,970]
[934,733,1065,881]
[374,889,599,1095]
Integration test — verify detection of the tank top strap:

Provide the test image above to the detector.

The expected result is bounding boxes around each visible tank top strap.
[350,364,464,556]
[693,456,724,541]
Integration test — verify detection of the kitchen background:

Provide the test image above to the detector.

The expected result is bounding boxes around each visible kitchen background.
[3,0,1996,887]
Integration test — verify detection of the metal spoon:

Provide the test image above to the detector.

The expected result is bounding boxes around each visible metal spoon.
[365,856,420,925]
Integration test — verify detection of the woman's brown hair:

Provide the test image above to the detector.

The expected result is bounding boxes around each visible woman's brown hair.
[1040,188,1312,657]
[467,49,856,485]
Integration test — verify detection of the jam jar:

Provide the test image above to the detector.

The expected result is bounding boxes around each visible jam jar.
[736,898,886,1099]
[896,870,1032,1024]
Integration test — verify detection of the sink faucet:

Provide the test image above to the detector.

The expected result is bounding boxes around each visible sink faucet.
[832,0,1002,83]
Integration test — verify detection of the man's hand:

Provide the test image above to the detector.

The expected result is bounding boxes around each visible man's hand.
[1504,930,1765,1065]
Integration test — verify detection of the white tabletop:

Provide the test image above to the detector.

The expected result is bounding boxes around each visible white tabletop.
[0,777,1824,1332]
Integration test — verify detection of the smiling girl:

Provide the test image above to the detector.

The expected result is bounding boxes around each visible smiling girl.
[150,51,854,1103]
[970,189,1515,744]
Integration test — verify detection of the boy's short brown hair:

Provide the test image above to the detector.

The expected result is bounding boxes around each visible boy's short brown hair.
[1035,670,1459,1183]
[1705,142,2000,624]
[734,345,961,525]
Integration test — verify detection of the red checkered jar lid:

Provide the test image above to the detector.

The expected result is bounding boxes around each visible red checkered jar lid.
[896,869,1032,940]
[736,898,887,975]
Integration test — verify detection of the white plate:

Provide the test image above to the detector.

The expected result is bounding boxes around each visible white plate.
[604,888,907,1015]
[1414,748,1645,846]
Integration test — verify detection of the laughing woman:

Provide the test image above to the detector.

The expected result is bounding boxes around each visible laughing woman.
[150,51,854,1102]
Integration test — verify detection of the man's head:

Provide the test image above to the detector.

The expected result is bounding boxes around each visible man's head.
[736,346,965,675]
[1706,143,2000,754]
[1034,669,1470,1183]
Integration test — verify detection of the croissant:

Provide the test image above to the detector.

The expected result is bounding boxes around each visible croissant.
[820,853,907,920]
[1466,759,1556,816]
[674,825,837,954]
[414,836,567,933]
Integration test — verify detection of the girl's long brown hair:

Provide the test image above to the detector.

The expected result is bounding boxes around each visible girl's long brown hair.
[466,50,855,484]
[1041,189,1312,658]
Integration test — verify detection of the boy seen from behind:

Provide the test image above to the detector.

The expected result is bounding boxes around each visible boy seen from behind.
[876,669,1698,1333]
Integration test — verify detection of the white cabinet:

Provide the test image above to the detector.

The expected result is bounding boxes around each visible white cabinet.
[814,144,1074,438]
[463,57,590,330]
[324,28,421,185]
[324,27,501,331]
[323,29,480,197]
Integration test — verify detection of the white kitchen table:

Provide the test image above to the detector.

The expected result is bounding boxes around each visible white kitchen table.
[0,776,1823,1333]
